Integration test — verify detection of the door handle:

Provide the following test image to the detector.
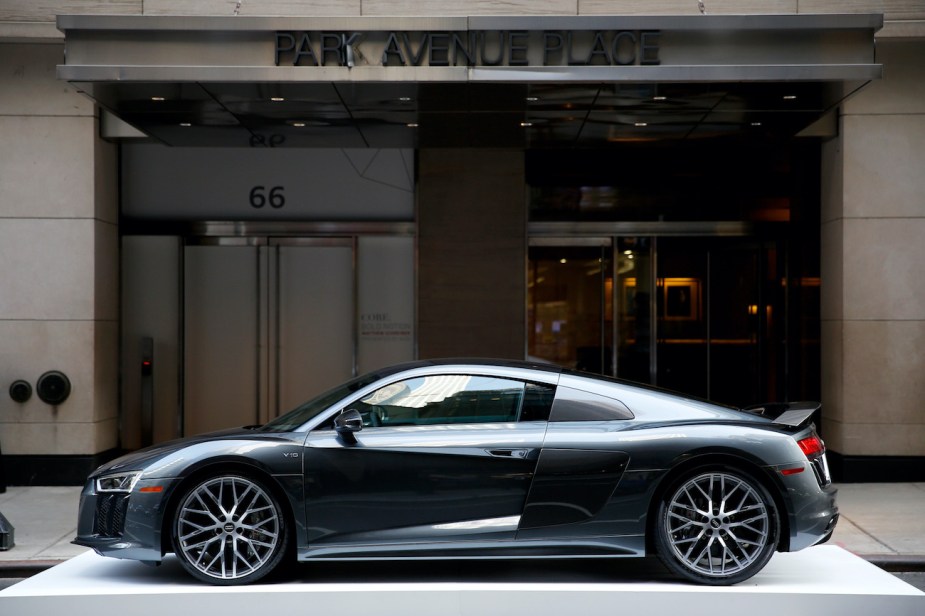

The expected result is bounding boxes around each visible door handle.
[488,448,529,459]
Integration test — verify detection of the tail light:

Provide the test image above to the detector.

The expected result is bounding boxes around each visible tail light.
[796,432,831,487]
[797,435,825,458]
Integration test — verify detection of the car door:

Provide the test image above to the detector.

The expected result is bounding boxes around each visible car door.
[516,378,633,540]
[300,374,555,554]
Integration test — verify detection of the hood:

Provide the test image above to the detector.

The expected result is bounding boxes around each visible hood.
[89,426,272,478]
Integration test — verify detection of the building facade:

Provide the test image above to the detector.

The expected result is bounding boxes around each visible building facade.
[1,1,923,485]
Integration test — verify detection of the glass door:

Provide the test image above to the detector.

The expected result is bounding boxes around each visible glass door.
[528,234,787,408]
[615,236,655,384]
[527,240,613,373]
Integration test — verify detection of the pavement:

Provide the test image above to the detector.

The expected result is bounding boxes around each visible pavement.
[1,482,924,577]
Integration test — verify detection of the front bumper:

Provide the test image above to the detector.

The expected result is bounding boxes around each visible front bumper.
[73,477,180,563]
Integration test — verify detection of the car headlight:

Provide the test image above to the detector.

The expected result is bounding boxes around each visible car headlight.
[96,471,142,493]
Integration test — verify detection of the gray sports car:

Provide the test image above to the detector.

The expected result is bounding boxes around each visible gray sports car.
[74,360,837,585]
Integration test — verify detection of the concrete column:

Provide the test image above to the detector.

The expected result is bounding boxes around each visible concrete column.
[418,149,526,360]
[820,40,925,460]
[0,42,118,483]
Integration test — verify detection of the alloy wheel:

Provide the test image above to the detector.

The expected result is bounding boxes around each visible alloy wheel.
[663,471,772,579]
[175,475,283,582]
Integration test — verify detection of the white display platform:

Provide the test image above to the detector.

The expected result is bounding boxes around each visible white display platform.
[1,546,922,616]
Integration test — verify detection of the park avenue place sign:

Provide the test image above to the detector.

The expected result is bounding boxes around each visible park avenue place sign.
[57,14,882,84]
[274,30,662,68]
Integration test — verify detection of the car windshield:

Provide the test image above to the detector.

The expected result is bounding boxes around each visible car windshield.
[259,372,385,432]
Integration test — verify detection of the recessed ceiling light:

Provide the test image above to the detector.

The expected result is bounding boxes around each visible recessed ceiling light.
[270,97,285,102]
[634,122,648,127]
[291,122,306,127]
[653,96,667,101]
[525,96,539,102]
[560,258,567,264]
[783,95,797,100]
[151,97,165,101]
[751,122,763,127]
[179,122,192,127]
[520,121,533,127]
[399,97,412,102]
[623,250,633,255]
[406,122,419,128]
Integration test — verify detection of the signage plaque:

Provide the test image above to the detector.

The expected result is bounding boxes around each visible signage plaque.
[274,30,661,68]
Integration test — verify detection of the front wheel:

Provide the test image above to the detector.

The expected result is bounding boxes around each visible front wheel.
[172,474,287,585]
[655,469,779,585]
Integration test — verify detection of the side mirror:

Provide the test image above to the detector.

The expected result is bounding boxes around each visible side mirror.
[334,409,363,437]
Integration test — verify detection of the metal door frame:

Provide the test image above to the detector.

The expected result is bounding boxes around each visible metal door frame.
[527,222,774,399]
[182,235,358,432]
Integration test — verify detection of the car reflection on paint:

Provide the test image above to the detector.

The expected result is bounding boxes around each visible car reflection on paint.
[74,359,838,585]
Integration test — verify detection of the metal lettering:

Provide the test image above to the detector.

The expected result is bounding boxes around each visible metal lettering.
[612,31,637,66]
[543,31,564,66]
[321,32,342,66]
[451,32,477,66]
[640,30,661,65]
[479,31,505,67]
[293,32,318,66]
[508,31,529,66]
[382,31,406,65]
[273,29,661,68]
[401,32,430,66]
[429,32,450,67]
[566,31,583,66]
[587,31,611,65]
[274,32,295,66]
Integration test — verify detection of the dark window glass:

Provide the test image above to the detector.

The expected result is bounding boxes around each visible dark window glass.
[520,383,555,422]
[549,386,634,422]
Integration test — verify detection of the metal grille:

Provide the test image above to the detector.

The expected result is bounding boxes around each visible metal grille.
[94,494,130,538]
[810,456,832,488]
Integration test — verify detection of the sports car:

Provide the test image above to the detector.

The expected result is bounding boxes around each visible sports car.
[74,359,838,585]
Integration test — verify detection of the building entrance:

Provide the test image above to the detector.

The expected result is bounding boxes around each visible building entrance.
[121,231,414,448]
[528,234,793,408]
[183,238,354,436]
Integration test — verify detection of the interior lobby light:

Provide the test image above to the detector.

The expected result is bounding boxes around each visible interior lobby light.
[150,96,165,101]
[270,97,285,101]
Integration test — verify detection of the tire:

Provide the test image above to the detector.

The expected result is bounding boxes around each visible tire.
[171,474,288,585]
[655,468,779,585]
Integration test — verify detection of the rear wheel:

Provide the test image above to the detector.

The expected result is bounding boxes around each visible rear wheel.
[172,474,287,585]
[655,469,778,585]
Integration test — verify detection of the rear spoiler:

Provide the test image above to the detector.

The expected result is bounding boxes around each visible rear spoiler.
[742,401,821,428]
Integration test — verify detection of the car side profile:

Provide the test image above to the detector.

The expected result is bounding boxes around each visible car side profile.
[74,360,838,585]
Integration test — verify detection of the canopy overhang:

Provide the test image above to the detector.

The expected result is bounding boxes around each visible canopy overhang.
[57,14,882,147]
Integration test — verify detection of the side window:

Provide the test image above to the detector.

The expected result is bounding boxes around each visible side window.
[351,375,529,427]
[520,383,556,422]
[549,386,634,422]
